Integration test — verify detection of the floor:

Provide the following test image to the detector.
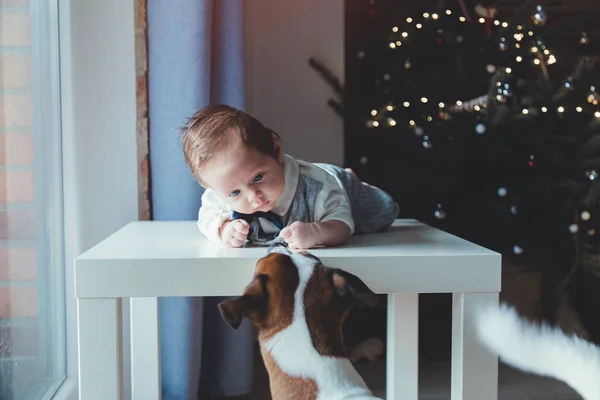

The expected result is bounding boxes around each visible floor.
[204,348,581,399]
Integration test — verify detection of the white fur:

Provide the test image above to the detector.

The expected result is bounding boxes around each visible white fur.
[264,248,381,399]
[476,303,600,400]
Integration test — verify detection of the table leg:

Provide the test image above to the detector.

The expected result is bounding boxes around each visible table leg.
[130,297,161,399]
[77,298,123,400]
[451,292,499,400]
[386,293,419,400]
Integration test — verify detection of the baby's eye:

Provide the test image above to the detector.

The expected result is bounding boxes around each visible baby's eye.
[253,173,264,183]
[229,190,240,197]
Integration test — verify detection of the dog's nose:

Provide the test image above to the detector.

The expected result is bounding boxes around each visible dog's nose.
[267,241,289,255]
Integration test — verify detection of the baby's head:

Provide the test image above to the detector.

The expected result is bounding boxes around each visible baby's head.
[180,104,286,214]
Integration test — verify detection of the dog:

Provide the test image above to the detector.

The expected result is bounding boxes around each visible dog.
[476,303,600,400]
[218,242,382,400]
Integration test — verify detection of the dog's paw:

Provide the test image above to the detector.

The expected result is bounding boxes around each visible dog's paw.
[349,337,384,363]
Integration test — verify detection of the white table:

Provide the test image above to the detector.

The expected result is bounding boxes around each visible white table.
[75,219,501,400]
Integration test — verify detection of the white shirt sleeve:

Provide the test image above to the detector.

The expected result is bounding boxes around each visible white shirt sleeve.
[197,189,233,242]
[314,175,355,234]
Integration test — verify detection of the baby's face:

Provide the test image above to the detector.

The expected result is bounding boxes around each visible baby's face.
[200,139,285,214]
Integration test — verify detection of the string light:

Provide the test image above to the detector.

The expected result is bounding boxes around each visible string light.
[370,7,592,133]
[596,111,600,118]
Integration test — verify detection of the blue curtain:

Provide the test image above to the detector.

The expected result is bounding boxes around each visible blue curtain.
[147,0,254,398]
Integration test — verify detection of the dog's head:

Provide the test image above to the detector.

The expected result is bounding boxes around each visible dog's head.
[218,243,377,342]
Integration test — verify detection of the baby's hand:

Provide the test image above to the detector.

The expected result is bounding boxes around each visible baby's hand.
[220,219,250,247]
[280,221,318,250]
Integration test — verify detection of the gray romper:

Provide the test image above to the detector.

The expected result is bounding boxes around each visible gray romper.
[233,164,399,246]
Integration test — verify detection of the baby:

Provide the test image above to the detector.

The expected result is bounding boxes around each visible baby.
[180,104,399,249]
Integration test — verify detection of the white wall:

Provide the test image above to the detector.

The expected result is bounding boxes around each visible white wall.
[58,0,138,398]
[245,0,345,166]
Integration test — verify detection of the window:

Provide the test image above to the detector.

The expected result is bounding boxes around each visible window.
[0,0,66,399]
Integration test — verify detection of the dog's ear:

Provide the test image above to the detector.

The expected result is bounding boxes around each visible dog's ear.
[218,274,268,329]
[332,269,378,307]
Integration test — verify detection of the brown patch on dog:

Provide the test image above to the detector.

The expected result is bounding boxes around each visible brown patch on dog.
[218,252,300,341]
[304,266,349,357]
[261,347,318,400]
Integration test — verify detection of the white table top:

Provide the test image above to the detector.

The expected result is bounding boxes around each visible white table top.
[75,219,501,298]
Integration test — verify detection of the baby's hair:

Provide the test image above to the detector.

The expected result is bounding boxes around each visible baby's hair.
[180,104,281,184]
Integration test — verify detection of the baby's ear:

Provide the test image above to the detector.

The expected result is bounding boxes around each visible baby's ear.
[218,274,267,329]
[271,132,284,163]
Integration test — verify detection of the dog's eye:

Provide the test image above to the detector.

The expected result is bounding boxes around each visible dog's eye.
[258,274,269,296]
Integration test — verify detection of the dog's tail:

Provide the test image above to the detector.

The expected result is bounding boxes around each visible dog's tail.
[475,303,600,400]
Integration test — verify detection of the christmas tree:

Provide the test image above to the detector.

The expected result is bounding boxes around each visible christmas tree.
[311,0,600,318]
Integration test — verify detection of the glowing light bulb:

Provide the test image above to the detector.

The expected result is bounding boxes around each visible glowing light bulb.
[505,67,512,73]
[371,109,378,116]
[479,17,485,23]
[386,105,393,111]
[409,120,416,126]
[577,107,583,112]
[474,105,481,111]
[534,59,541,65]
[388,118,396,126]
[446,10,452,15]
[432,13,439,20]
[459,16,466,22]
[416,23,422,29]
[494,20,500,25]
[423,12,430,18]
[456,100,463,106]
[541,107,548,112]
[516,56,523,62]
[421,97,428,103]
[502,22,508,28]
[403,101,410,107]
[595,111,600,118]
[406,17,413,23]
[402,32,408,38]
[372,121,379,127]
[522,109,529,114]
[531,46,538,52]
[558,106,565,113]
[438,102,445,108]
[392,26,399,32]
[389,42,396,49]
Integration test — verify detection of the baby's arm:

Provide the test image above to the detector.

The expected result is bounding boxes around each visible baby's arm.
[198,189,249,247]
[280,176,354,249]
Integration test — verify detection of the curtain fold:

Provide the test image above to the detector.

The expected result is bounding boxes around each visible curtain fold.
[147,0,254,398]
